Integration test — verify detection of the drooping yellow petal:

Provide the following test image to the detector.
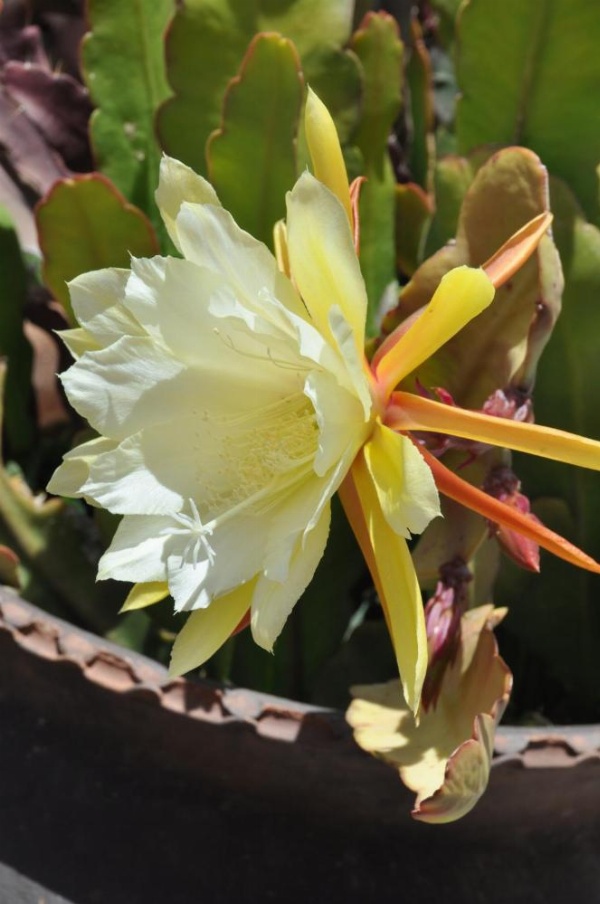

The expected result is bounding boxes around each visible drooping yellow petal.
[304,87,352,224]
[169,581,254,677]
[363,421,440,538]
[374,267,495,397]
[388,392,600,473]
[344,453,428,716]
[120,581,169,612]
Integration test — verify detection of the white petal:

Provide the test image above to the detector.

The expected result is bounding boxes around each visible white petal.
[304,369,368,477]
[59,328,99,359]
[80,428,194,514]
[61,336,192,441]
[175,200,307,320]
[98,515,170,583]
[47,436,117,498]
[251,505,331,652]
[165,512,266,611]
[68,268,144,345]
[125,257,306,411]
[328,305,372,417]
[156,155,221,251]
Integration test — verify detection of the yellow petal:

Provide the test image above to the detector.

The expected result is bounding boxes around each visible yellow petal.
[304,87,352,224]
[120,581,169,613]
[273,219,291,277]
[363,421,440,538]
[374,267,495,396]
[286,171,368,352]
[389,391,600,473]
[169,581,254,677]
[347,453,428,715]
[251,505,331,651]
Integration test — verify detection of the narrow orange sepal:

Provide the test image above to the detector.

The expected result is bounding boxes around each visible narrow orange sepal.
[416,443,600,574]
[349,176,367,254]
[482,211,553,289]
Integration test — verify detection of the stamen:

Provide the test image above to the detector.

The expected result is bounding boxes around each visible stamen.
[166,498,217,568]
[214,328,305,372]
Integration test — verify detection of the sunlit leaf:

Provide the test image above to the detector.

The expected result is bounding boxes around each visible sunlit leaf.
[350,12,403,334]
[347,606,511,823]
[158,0,360,176]
[82,0,173,232]
[207,34,303,247]
[456,0,600,223]
[36,174,158,322]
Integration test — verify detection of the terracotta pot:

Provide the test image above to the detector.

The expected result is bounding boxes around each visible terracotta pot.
[1,589,599,904]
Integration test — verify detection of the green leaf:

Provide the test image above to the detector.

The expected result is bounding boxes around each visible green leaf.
[456,0,600,223]
[81,0,174,233]
[428,0,463,46]
[499,179,600,712]
[0,205,34,455]
[406,18,434,190]
[157,0,360,176]
[422,155,474,259]
[207,34,303,247]
[36,175,159,323]
[395,182,432,276]
[350,12,403,334]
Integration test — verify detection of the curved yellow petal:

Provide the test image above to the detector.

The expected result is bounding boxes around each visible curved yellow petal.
[388,392,600,473]
[169,581,254,676]
[344,453,428,716]
[304,87,352,224]
[374,267,495,397]
[120,581,169,613]
[286,171,368,352]
[251,505,331,651]
[363,421,440,538]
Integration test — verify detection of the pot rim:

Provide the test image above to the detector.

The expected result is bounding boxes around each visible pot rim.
[2,586,599,769]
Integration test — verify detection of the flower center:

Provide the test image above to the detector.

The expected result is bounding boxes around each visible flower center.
[200,394,319,523]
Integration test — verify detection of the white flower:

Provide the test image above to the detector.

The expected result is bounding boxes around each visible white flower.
[49,155,380,659]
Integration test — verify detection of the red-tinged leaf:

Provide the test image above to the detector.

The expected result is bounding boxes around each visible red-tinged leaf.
[348,605,511,823]
[0,88,68,195]
[3,61,92,170]
[0,544,20,589]
[36,174,159,323]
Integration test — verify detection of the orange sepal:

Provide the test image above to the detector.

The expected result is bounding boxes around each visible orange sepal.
[417,443,600,575]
